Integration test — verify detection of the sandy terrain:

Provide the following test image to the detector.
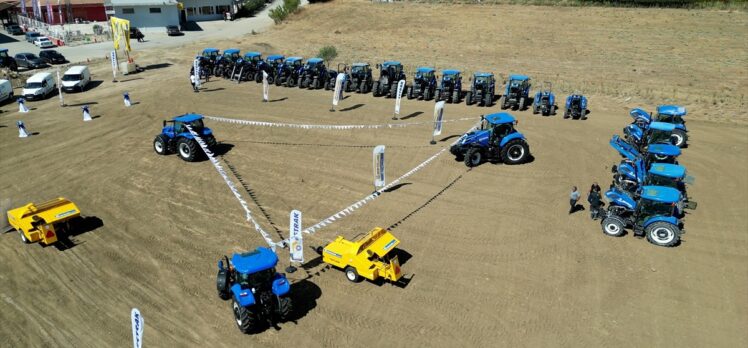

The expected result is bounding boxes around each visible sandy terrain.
[1,1,746,347]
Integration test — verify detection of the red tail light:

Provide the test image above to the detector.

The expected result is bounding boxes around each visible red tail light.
[46,230,55,238]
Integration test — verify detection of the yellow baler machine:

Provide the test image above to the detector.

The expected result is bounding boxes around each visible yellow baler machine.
[321,227,403,283]
[6,197,81,245]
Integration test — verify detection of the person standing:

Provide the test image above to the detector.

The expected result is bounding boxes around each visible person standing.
[190,72,199,92]
[569,186,580,214]
[588,186,603,220]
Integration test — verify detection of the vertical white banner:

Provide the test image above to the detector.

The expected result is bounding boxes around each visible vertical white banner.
[58,0,63,25]
[110,51,118,80]
[289,210,303,263]
[21,0,26,15]
[46,0,53,24]
[394,79,405,115]
[373,145,386,189]
[56,68,64,106]
[131,308,144,348]
[433,100,445,137]
[332,73,345,107]
[193,58,201,89]
[262,70,269,102]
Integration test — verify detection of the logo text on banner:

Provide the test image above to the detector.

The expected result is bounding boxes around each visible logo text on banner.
[394,80,406,117]
[193,59,201,88]
[131,308,144,348]
[289,210,303,263]
[110,51,118,80]
[373,145,386,189]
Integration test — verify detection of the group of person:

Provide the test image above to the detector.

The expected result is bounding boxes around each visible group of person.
[569,183,604,220]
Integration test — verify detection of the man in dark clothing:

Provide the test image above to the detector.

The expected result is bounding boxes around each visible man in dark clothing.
[588,187,603,220]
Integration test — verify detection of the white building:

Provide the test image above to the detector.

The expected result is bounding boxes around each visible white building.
[105,0,238,30]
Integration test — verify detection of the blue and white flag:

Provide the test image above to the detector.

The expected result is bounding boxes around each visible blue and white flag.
[17,121,29,138]
[433,101,445,137]
[394,79,405,115]
[131,308,144,348]
[110,51,118,79]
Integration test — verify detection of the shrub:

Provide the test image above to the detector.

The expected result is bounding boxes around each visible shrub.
[270,0,301,24]
[236,0,266,18]
[317,46,338,63]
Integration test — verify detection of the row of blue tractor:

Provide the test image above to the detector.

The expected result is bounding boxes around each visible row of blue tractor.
[601,105,695,247]
[195,48,590,115]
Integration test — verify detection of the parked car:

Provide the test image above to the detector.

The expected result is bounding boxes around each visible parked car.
[14,52,46,70]
[129,27,144,40]
[22,72,56,100]
[61,65,91,92]
[166,25,182,36]
[39,49,66,64]
[25,32,41,43]
[6,25,23,35]
[0,79,14,104]
[34,37,55,48]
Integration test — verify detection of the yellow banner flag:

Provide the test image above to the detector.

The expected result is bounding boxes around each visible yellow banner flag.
[110,16,131,52]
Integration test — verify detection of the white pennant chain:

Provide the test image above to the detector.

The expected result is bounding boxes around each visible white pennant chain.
[204,115,479,130]
[184,124,281,250]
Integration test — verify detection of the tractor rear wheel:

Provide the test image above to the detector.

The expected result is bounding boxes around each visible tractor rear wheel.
[153,135,170,155]
[177,138,198,162]
[278,296,293,320]
[501,139,529,165]
[255,72,262,83]
[646,222,680,247]
[501,97,508,110]
[464,148,483,167]
[551,105,557,115]
[465,91,473,105]
[232,298,257,334]
[216,269,231,300]
[601,216,626,237]
[518,97,526,110]
[345,267,361,282]
[671,129,688,148]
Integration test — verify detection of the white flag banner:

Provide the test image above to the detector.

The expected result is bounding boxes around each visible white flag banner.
[433,100,445,137]
[262,71,269,101]
[110,51,118,80]
[193,59,201,88]
[289,210,303,263]
[373,145,385,189]
[131,308,144,348]
[56,68,64,106]
[332,73,346,107]
[46,0,53,24]
[58,0,63,24]
[394,80,405,115]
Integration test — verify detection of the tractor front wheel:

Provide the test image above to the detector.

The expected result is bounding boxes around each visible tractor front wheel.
[452,90,460,104]
[518,97,526,110]
[345,267,361,282]
[501,97,508,110]
[153,135,170,155]
[232,298,257,334]
[501,139,529,165]
[601,216,626,237]
[278,296,293,320]
[464,148,483,167]
[646,222,680,247]
[216,269,231,300]
[372,82,380,97]
[465,91,473,106]
[671,129,688,148]
[177,138,199,162]
[532,104,539,114]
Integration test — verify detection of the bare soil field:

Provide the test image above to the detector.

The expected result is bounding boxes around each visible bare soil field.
[1,1,746,347]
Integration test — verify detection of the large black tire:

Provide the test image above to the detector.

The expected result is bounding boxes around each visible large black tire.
[407,86,414,100]
[176,138,198,162]
[532,104,539,114]
[278,296,293,320]
[232,298,257,334]
[551,105,557,115]
[601,216,626,237]
[153,134,170,155]
[255,72,262,83]
[465,91,473,106]
[275,77,283,86]
[671,129,688,148]
[372,81,380,97]
[452,90,460,104]
[464,147,483,167]
[645,221,680,247]
[435,89,442,102]
[501,139,529,164]
[389,83,397,98]
[518,97,526,110]
[216,269,231,300]
[564,109,570,119]
[345,266,361,282]
[424,89,431,101]
[501,98,508,110]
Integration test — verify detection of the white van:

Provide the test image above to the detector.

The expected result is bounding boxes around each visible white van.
[61,65,91,92]
[0,79,13,104]
[22,72,56,100]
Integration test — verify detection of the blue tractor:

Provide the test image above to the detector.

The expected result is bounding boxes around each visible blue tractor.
[532,81,557,116]
[299,57,336,90]
[153,114,216,162]
[629,105,688,148]
[564,93,589,119]
[449,112,530,167]
[435,69,463,103]
[238,52,262,82]
[199,48,220,76]
[623,119,677,153]
[407,67,437,100]
[345,63,373,93]
[501,74,531,110]
[372,61,406,98]
[465,72,496,107]
[278,56,304,87]
[216,247,293,334]
[262,54,285,85]
[610,134,681,167]
[602,185,685,247]
[215,48,240,78]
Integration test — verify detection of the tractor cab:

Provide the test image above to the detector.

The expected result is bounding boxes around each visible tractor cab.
[440,69,461,84]
[380,61,404,79]
[223,49,241,60]
[243,52,262,64]
[645,163,688,189]
[655,105,686,125]
[285,57,303,69]
[472,72,494,89]
[201,48,220,61]
[506,74,531,94]
[415,66,435,80]
[266,54,285,67]
[304,57,325,70]
[162,114,212,137]
[351,63,371,75]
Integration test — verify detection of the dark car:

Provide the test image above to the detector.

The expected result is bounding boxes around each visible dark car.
[129,27,144,39]
[39,49,66,64]
[166,25,182,36]
[14,52,46,69]
[6,25,23,35]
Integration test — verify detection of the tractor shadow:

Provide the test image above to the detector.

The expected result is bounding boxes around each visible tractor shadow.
[399,111,423,120]
[284,279,322,325]
[91,115,102,119]
[118,77,144,83]
[339,103,364,112]
[55,216,104,251]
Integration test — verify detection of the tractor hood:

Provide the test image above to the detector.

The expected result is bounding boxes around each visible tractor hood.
[459,129,490,147]
[610,135,641,160]
[630,108,652,124]
[617,161,644,184]
[647,144,681,157]
[605,188,637,210]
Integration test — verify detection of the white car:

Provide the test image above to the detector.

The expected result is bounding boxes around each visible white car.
[34,37,55,48]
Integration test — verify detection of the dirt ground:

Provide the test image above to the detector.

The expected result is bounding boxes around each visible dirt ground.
[1,1,746,347]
